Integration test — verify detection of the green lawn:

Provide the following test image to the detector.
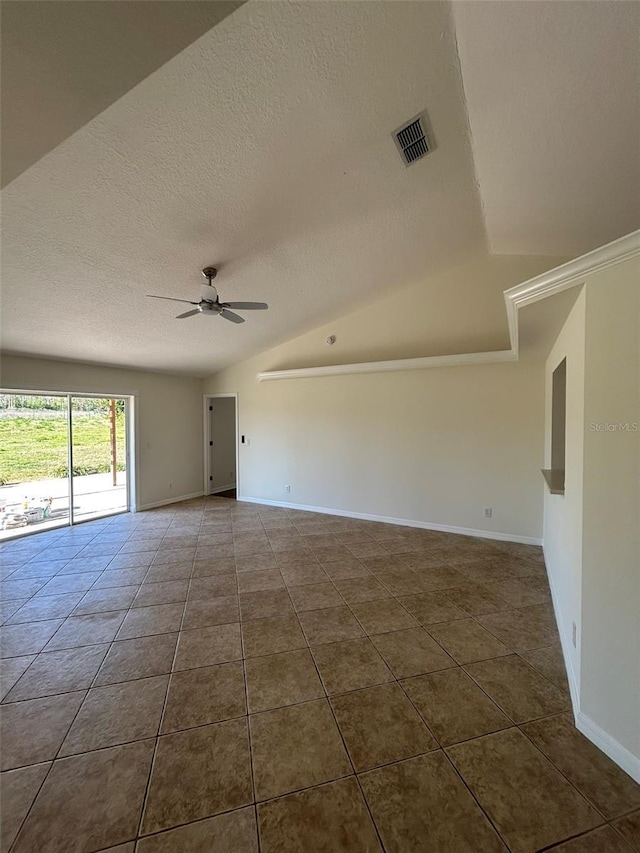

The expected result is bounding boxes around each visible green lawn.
[0,414,126,484]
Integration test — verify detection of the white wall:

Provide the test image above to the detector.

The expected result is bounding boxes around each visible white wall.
[543,289,586,700]
[580,259,640,770]
[208,396,236,493]
[203,255,555,542]
[0,355,204,509]
[543,254,640,780]
[206,360,544,541]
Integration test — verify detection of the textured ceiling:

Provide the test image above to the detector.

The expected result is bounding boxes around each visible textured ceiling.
[453,0,640,257]
[1,0,485,375]
[1,0,638,377]
[1,0,245,187]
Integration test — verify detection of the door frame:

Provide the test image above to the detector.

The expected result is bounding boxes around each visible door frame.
[203,393,239,497]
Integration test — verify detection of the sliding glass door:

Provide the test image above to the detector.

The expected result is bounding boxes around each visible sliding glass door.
[0,392,130,540]
[0,394,71,538]
[70,397,128,522]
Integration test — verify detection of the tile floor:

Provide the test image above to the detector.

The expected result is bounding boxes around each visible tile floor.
[1,497,639,852]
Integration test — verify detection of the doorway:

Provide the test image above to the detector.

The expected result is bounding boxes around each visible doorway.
[0,391,131,540]
[204,394,238,497]
[70,396,129,522]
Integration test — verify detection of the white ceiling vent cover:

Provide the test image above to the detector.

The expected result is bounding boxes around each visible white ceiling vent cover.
[393,112,432,166]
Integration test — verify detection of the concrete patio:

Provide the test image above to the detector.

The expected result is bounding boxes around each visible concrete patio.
[0,472,128,541]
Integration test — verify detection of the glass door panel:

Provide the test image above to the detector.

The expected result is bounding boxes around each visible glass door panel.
[70,397,128,522]
[0,393,70,540]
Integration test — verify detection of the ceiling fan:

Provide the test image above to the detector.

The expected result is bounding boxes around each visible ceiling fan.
[147,267,268,323]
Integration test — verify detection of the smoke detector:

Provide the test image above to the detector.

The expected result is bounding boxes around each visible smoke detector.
[393,112,432,166]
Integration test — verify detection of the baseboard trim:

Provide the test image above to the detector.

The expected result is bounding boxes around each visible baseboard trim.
[137,491,204,511]
[542,549,580,712]
[576,711,640,783]
[236,496,542,545]
[209,484,237,495]
[543,547,640,782]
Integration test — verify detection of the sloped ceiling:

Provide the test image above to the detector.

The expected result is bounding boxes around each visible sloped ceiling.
[0,0,245,187]
[1,0,638,377]
[453,0,640,257]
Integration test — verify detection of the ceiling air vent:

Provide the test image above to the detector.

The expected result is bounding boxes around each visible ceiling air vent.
[393,112,431,166]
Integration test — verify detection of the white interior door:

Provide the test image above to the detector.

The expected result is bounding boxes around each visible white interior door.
[207,396,237,494]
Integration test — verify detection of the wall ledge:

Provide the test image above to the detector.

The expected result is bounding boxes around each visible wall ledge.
[258,349,516,382]
[258,229,640,381]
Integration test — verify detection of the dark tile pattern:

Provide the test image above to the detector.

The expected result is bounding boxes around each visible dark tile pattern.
[360,751,507,851]
[611,810,640,850]
[402,666,511,746]
[521,713,640,819]
[464,654,571,722]
[137,807,258,852]
[330,682,437,771]
[258,777,382,852]
[0,496,636,852]
[12,740,155,852]
[545,825,635,852]
[249,699,352,800]
[1,762,51,852]
[141,718,253,834]
[161,662,245,732]
[447,728,601,853]
[245,648,324,712]
[1,691,85,770]
[60,676,168,755]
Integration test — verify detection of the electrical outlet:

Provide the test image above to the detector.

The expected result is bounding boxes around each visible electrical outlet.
[484,507,492,518]
[168,482,173,490]
[285,484,291,493]
[572,621,577,648]
[229,472,234,480]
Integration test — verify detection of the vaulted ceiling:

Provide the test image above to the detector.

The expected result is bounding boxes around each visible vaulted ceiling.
[453,0,640,257]
[1,1,245,187]
[1,0,638,376]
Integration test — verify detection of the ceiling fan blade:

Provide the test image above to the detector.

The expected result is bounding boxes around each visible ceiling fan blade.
[176,309,200,319]
[221,301,268,310]
[147,295,198,305]
[220,309,245,324]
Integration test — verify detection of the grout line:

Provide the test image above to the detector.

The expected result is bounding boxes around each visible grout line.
[516,722,610,824]
[135,517,195,842]
[439,745,514,850]
[6,497,583,853]
[241,657,261,852]
[303,636,389,853]
[5,517,141,850]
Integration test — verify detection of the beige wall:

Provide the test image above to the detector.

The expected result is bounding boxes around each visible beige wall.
[543,254,639,778]
[543,289,586,699]
[0,354,204,509]
[259,254,565,372]
[580,258,640,766]
[203,255,556,542]
[206,359,544,541]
